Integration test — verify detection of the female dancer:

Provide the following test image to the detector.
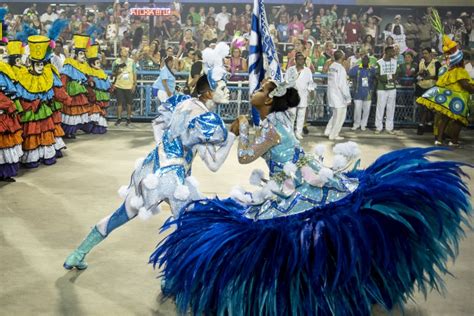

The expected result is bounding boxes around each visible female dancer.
[416,10,474,146]
[151,79,471,315]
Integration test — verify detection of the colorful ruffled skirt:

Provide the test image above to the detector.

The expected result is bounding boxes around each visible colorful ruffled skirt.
[0,95,23,178]
[61,81,90,136]
[87,88,109,134]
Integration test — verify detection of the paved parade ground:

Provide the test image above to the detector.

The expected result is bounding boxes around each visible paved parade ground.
[1,124,473,316]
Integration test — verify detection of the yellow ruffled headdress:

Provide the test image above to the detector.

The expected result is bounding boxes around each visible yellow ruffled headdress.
[6,40,24,56]
[28,35,52,61]
[73,34,90,51]
[86,43,99,59]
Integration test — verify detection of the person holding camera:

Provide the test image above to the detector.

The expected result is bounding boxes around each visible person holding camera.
[415,47,441,135]
[113,47,137,126]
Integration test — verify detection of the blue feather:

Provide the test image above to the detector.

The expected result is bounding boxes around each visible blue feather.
[15,23,38,43]
[150,147,472,315]
[86,24,101,37]
[47,19,68,41]
[0,8,7,21]
[85,24,103,44]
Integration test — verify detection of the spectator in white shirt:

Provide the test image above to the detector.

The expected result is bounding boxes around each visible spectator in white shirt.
[23,4,38,16]
[464,51,473,79]
[324,50,352,141]
[51,41,66,72]
[286,52,315,139]
[40,6,58,25]
[215,6,231,33]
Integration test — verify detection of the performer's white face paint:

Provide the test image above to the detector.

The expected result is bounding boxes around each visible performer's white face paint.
[15,57,22,67]
[33,61,44,74]
[77,51,86,63]
[211,80,230,105]
[91,59,101,69]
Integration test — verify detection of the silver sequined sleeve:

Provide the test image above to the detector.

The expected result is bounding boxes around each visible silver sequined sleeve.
[238,120,280,164]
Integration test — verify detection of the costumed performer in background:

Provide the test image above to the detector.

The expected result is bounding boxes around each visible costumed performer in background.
[60,34,91,139]
[416,10,474,147]
[48,19,72,158]
[0,9,23,182]
[85,42,111,134]
[14,35,63,167]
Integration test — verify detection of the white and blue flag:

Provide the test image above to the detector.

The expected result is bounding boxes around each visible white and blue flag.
[248,0,283,125]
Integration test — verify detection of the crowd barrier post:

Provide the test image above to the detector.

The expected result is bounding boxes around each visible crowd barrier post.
[237,80,243,116]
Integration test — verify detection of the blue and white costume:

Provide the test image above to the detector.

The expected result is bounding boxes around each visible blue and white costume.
[151,110,472,315]
[118,95,235,220]
[63,94,235,270]
[64,42,234,271]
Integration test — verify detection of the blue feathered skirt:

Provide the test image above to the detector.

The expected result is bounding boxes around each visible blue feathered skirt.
[149,148,472,316]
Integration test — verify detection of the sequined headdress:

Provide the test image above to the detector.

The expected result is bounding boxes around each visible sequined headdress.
[268,79,295,98]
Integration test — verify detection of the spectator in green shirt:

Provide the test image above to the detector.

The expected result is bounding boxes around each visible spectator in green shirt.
[187,6,201,26]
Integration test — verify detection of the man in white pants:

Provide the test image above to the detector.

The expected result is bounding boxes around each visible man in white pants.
[375,46,398,134]
[325,50,351,141]
[348,54,376,130]
[286,52,315,139]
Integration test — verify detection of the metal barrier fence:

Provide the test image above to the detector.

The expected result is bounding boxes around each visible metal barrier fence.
[106,70,421,127]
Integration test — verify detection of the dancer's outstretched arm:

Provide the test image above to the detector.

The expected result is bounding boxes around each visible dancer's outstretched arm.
[196,132,236,172]
[237,116,280,164]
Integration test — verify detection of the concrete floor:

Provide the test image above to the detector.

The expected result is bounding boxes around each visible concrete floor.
[1,124,473,316]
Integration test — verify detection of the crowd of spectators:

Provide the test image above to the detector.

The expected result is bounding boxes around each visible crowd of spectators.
[1,2,473,82]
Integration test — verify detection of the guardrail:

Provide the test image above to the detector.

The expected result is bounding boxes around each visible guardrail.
[105,70,425,127]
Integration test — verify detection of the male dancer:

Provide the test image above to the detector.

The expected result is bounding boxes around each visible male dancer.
[63,43,235,270]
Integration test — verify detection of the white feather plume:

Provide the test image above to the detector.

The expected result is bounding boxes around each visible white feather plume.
[202,42,229,68]
[261,180,279,198]
[138,207,153,220]
[252,189,267,203]
[143,174,159,190]
[174,184,190,201]
[130,195,144,209]
[185,176,199,188]
[312,144,326,157]
[283,162,298,178]
[310,175,328,187]
[332,154,348,171]
[318,167,334,181]
[118,185,129,199]
[210,66,227,83]
[282,178,295,195]
[202,42,229,83]
[215,42,230,59]
[333,141,360,159]
[230,186,252,204]
[265,180,280,192]
[249,169,266,186]
[134,157,145,169]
